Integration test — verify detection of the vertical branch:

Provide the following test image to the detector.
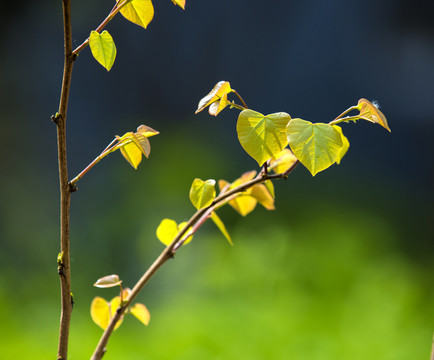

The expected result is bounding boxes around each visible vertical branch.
[56,0,75,359]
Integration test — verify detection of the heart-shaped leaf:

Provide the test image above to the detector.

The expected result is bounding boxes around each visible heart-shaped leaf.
[189,178,216,210]
[287,119,344,176]
[357,99,391,132]
[90,296,124,330]
[89,30,117,71]
[156,219,193,246]
[120,0,154,29]
[237,110,291,166]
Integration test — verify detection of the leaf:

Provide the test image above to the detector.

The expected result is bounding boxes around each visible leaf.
[130,303,151,326]
[269,148,298,174]
[250,184,275,210]
[189,178,216,210]
[136,124,159,138]
[333,125,350,164]
[90,296,124,330]
[264,180,275,198]
[357,99,391,132]
[195,81,232,114]
[237,109,291,166]
[210,212,233,245]
[120,0,154,29]
[170,0,185,9]
[287,119,344,176]
[156,219,193,246]
[89,30,117,71]
[209,93,231,116]
[94,274,122,288]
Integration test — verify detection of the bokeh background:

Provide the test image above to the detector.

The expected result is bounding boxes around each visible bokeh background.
[0,0,433,359]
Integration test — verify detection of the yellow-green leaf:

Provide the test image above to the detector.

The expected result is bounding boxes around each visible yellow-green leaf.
[156,219,193,246]
[116,133,148,169]
[120,0,154,29]
[287,119,344,176]
[90,296,123,330]
[89,30,117,71]
[357,98,391,132]
[189,178,216,210]
[210,212,233,245]
[195,81,232,114]
[333,125,350,164]
[237,110,291,166]
[250,184,275,210]
[264,180,275,198]
[269,148,298,174]
[209,93,231,116]
[170,0,185,9]
[94,274,122,288]
[218,177,257,217]
[130,303,151,326]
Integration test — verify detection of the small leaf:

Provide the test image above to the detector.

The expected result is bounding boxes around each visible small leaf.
[209,93,231,116]
[333,125,350,164]
[170,0,185,9]
[210,212,233,245]
[287,119,344,176]
[90,296,124,330]
[237,110,291,166]
[116,132,147,169]
[250,184,275,210]
[264,180,275,198]
[120,0,154,29]
[136,124,159,138]
[89,30,117,71]
[130,303,151,326]
[269,148,298,174]
[195,81,232,114]
[357,99,391,132]
[94,274,122,288]
[189,178,216,210]
[156,219,193,246]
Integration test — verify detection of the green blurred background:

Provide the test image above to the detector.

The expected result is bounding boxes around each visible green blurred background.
[0,1,433,359]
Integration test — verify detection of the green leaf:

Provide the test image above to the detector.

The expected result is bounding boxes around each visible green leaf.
[333,125,350,164]
[94,274,122,288]
[156,218,193,246]
[287,119,344,176]
[170,0,185,9]
[195,81,232,114]
[357,98,391,132]
[130,303,151,326]
[210,212,233,245]
[237,110,291,166]
[89,30,117,71]
[120,0,154,29]
[189,178,216,210]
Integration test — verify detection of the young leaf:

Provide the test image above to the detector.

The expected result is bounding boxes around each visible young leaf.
[269,148,298,174]
[195,81,232,114]
[90,296,124,330]
[130,303,151,326]
[189,178,216,210]
[250,184,275,210]
[287,119,344,176]
[237,110,291,166]
[156,219,193,246]
[209,93,231,116]
[210,211,233,245]
[333,125,350,164]
[120,0,154,29]
[94,274,122,288]
[357,99,391,132]
[170,0,186,9]
[89,30,117,71]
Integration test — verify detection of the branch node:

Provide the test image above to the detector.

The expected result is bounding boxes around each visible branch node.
[51,113,61,125]
[70,292,74,308]
[68,182,78,193]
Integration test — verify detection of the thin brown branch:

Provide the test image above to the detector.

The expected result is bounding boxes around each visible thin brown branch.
[57,0,75,359]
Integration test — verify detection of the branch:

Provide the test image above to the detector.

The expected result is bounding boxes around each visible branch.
[56,0,75,359]
[89,163,299,360]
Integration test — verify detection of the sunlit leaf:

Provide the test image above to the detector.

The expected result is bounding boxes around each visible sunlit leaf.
[130,303,151,326]
[189,178,216,210]
[269,148,298,174]
[237,110,291,166]
[115,132,147,169]
[195,81,232,114]
[210,211,233,245]
[90,296,123,330]
[170,0,185,9]
[287,119,344,176]
[136,124,159,138]
[177,221,194,245]
[156,219,193,246]
[209,93,231,116]
[357,98,391,132]
[264,180,275,198]
[94,274,122,288]
[120,0,154,29]
[250,184,275,210]
[333,125,350,164]
[89,30,117,71]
